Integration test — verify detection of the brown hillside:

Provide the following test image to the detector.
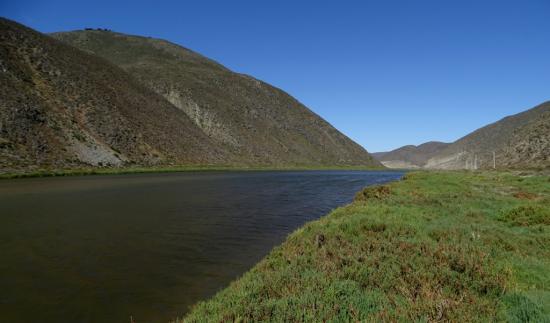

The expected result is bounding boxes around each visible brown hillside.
[425,101,550,169]
[373,141,449,168]
[0,18,231,173]
[52,29,380,167]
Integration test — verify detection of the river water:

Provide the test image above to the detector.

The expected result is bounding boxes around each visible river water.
[0,170,403,322]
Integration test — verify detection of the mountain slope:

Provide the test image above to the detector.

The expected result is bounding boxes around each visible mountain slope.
[501,110,550,168]
[52,29,380,167]
[0,18,234,173]
[425,102,550,169]
[373,141,449,168]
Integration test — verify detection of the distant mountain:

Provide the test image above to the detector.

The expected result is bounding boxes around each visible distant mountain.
[51,28,380,168]
[370,152,388,159]
[425,101,550,169]
[375,101,550,170]
[0,18,380,173]
[373,141,450,168]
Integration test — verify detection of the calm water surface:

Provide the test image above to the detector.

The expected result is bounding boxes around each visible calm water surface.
[0,170,403,322]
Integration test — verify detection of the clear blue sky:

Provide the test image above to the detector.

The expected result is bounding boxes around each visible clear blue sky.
[2,0,549,152]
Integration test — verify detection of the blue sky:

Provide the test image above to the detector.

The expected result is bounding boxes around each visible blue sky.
[2,0,549,152]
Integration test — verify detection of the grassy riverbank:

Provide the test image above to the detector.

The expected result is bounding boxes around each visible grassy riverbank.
[0,165,386,180]
[182,171,550,321]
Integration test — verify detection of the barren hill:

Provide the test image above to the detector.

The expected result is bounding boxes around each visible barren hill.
[425,101,550,169]
[0,18,231,173]
[373,102,549,170]
[51,28,380,168]
[0,18,380,173]
[373,141,449,168]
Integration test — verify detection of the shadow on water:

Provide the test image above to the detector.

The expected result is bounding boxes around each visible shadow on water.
[0,170,403,322]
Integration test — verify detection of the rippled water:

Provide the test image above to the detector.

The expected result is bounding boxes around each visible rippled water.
[0,170,403,322]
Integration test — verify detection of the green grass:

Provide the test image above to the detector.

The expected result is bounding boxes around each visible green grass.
[181,171,550,322]
[0,164,386,180]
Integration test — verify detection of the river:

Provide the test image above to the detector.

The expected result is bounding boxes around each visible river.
[0,170,403,322]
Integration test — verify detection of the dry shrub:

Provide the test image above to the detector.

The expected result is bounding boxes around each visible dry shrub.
[513,191,538,200]
[354,185,392,202]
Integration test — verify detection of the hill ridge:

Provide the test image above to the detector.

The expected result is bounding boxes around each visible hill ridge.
[373,101,549,169]
[0,18,381,173]
[52,27,380,167]
[0,17,234,173]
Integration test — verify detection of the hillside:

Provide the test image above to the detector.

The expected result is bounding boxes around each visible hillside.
[373,141,449,168]
[375,102,550,170]
[502,111,550,168]
[425,101,550,169]
[51,29,380,168]
[0,18,232,173]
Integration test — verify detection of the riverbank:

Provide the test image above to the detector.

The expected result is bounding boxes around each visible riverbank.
[181,171,550,321]
[0,165,386,180]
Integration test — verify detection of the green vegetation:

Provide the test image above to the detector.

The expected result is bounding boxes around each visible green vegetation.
[0,164,385,180]
[182,171,550,321]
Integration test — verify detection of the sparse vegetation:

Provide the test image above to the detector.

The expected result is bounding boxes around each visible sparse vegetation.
[51,27,381,168]
[1,17,381,173]
[425,102,550,170]
[181,171,550,321]
[374,102,550,171]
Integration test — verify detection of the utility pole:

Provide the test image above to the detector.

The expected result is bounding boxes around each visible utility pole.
[493,151,496,169]
[474,154,477,170]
